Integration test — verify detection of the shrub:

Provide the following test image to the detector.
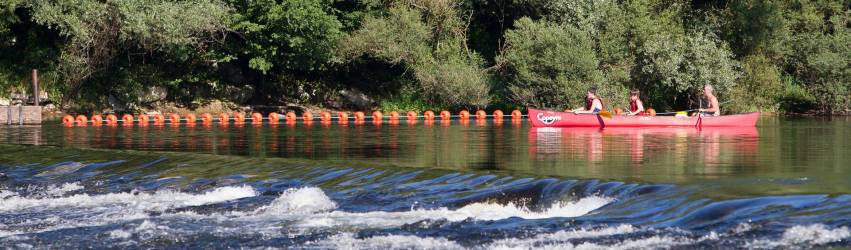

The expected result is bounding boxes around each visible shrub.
[497,17,601,109]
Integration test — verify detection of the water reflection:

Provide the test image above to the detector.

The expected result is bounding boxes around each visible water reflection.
[4,118,851,189]
[528,127,760,177]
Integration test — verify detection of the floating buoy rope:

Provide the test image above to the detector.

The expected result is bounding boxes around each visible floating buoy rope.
[60,109,528,126]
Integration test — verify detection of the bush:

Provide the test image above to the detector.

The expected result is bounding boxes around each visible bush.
[336,4,491,108]
[727,54,783,112]
[777,77,816,114]
[497,17,601,109]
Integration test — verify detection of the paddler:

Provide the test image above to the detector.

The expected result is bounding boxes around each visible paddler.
[573,87,605,114]
[627,89,645,116]
[697,84,720,116]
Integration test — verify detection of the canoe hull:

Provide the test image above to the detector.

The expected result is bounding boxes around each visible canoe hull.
[528,108,759,127]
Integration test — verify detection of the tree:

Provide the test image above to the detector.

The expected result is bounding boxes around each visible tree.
[496,17,602,109]
[337,2,490,108]
[24,0,230,105]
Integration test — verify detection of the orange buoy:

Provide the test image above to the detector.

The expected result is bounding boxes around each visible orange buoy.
[511,110,522,120]
[251,112,263,123]
[372,111,383,120]
[647,108,656,116]
[268,112,280,123]
[388,111,399,120]
[424,111,435,120]
[303,112,314,121]
[613,107,624,115]
[138,114,150,124]
[475,110,487,120]
[439,111,451,121]
[122,114,134,124]
[354,111,365,121]
[153,114,165,124]
[338,112,349,124]
[218,113,229,123]
[75,115,88,126]
[285,112,297,122]
[493,110,504,119]
[459,110,470,120]
[320,112,331,123]
[406,111,417,122]
[234,113,246,123]
[185,113,197,123]
[62,115,74,125]
[201,113,213,123]
[90,115,103,125]
[105,114,118,125]
[169,114,181,124]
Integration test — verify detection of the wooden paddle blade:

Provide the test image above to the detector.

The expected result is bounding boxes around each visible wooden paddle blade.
[598,111,613,119]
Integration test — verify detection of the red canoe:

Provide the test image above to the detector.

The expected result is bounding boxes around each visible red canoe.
[528,108,759,127]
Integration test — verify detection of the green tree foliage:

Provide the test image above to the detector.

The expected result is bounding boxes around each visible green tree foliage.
[337,2,490,108]
[497,17,601,109]
[727,54,783,112]
[21,0,230,105]
[226,0,342,73]
[0,0,846,114]
[782,0,850,114]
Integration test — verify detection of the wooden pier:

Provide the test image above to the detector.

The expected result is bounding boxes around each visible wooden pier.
[0,106,42,125]
[1,69,43,125]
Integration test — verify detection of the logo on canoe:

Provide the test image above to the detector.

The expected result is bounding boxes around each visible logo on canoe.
[536,113,562,125]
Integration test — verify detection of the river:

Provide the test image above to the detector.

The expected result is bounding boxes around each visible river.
[0,116,849,249]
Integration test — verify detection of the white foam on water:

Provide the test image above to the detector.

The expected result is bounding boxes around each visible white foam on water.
[746,224,850,248]
[571,236,692,250]
[303,230,692,250]
[108,229,133,239]
[488,224,637,249]
[0,190,16,199]
[3,186,615,245]
[302,233,465,250]
[258,187,338,214]
[44,182,84,197]
[0,185,258,212]
[250,187,611,228]
[0,186,258,238]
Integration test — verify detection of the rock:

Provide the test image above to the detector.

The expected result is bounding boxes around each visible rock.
[217,85,254,104]
[108,95,127,113]
[0,172,8,181]
[0,98,9,106]
[135,86,168,104]
[42,103,57,111]
[339,89,375,109]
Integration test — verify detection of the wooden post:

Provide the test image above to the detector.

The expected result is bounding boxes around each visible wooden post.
[32,69,39,106]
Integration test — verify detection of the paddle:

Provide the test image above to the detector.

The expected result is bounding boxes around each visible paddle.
[597,110,613,119]
[655,109,698,116]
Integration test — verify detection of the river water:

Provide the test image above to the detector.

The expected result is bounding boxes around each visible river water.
[0,116,849,249]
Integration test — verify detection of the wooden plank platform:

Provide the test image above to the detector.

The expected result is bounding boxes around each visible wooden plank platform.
[0,106,42,125]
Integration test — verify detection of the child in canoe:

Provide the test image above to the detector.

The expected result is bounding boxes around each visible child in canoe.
[573,87,605,114]
[627,89,645,116]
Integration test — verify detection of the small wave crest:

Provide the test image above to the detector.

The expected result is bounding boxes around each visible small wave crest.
[259,187,337,214]
[0,185,258,212]
[747,224,850,248]
[249,187,612,230]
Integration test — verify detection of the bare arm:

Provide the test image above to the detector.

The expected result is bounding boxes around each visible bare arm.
[629,100,645,115]
[700,97,720,115]
[575,100,602,114]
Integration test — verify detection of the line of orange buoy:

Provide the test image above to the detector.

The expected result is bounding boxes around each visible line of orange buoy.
[61,109,526,126]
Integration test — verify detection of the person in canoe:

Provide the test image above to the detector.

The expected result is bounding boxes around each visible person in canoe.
[573,87,605,114]
[627,89,645,116]
[697,84,720,116]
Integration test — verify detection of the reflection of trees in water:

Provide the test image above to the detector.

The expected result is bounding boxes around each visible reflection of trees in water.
[527,127,760,179]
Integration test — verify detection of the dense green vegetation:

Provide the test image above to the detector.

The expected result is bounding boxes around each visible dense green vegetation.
[0,0,848,114]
